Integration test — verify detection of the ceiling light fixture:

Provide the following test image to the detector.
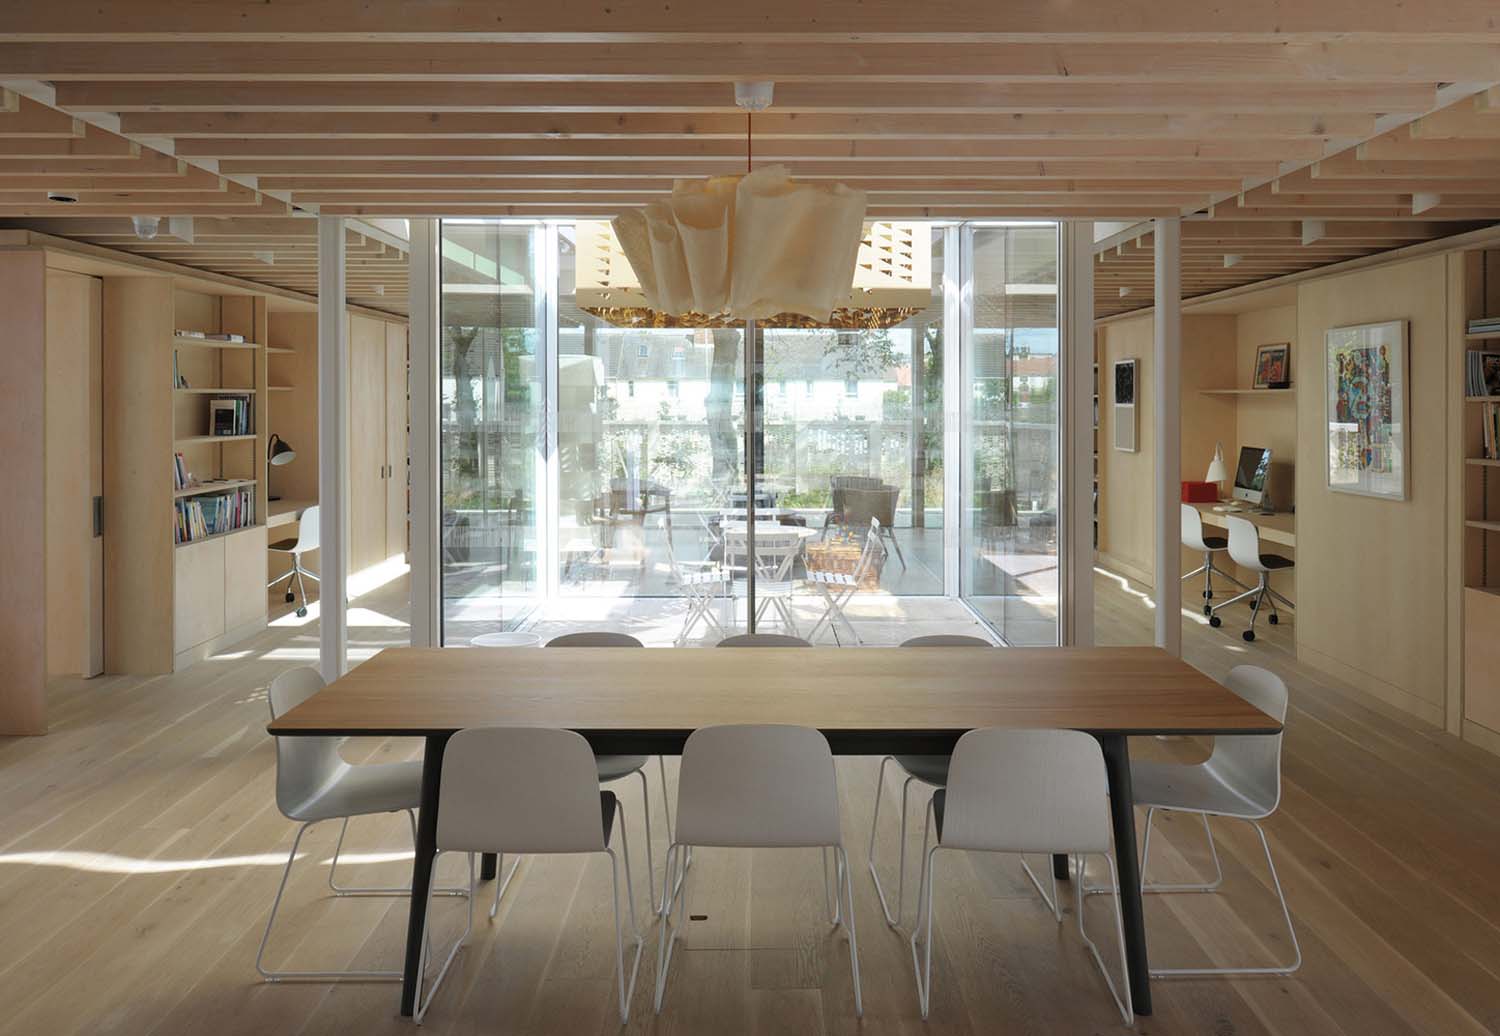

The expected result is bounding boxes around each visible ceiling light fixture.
[132,215,161,240]
[581,82,924,331]
[46,190,77,204]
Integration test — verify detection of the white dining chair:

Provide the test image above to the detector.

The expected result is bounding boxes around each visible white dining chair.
[716,633,812,647]
[1208,516,1295,642]
[1130,664,1301,976]
[655,724,862,1018]
[722,527,804,635]
[545,631,671,913]
[257,666,465,982]
[1180,503,1246,615]
[910,728,1132,1024]
[805,517,886,646]
[866,634,991,927]
[412,727,642,1024]
[661,515,729,646]
[266,504,320,618]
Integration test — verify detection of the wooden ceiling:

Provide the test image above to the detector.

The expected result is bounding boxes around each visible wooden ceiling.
[0,1,1498,318]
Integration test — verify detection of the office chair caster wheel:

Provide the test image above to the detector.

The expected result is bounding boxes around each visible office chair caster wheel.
[1268,614,1279,625]
[1243,630,1256,642]
[285,592,295,603]
[1209,615,1222,628]
[296,606,308,618]
[1202,604,1213,616]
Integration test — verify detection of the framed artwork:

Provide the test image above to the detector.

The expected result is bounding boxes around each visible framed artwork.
[1325,320,1407,500]
[1112,358,1138,452]
[1253,342,1291,389]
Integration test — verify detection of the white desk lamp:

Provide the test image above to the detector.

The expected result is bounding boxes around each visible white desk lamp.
[1205,442,1228,500]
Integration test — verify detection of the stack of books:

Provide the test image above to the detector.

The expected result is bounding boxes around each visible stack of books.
[1468,317,1500,338]
[210,394,255,436]
[172,452,189,491]
[175,487,255,544]
[1482,402,1500,461]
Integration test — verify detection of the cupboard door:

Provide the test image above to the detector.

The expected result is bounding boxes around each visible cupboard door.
[174,538,225,653]
[385,322,408,560]
[348,314,387,573]
[223,526,268,631]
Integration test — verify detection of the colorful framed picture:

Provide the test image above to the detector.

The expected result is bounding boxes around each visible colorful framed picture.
[1325,320,1407,500]
[1253,342,1291,389]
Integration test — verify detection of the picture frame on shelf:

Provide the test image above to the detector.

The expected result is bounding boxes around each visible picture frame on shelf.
[1476,351,1500,398]
[1112,358,1138,452]
[1325,319,1408,501]
[1253,342,1291,389]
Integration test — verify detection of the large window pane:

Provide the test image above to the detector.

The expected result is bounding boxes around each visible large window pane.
[962,224,1060,645]
[439,221,543,643]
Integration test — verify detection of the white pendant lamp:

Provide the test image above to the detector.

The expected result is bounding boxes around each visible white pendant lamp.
[1206,441,1228,489]
[608,82,870,326]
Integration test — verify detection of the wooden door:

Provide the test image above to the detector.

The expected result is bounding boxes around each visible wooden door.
[385,322,408,560]
[348,313,387,574]
[45,270,104,677]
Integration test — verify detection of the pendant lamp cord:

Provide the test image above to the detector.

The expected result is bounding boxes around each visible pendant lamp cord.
[746,111,752,172]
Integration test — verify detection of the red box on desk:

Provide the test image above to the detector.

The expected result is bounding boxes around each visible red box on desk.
[1181,481,1218,503]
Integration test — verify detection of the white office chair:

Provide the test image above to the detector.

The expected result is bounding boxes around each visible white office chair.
[1208,516,1294,642]
[412,727,642,1024]
[716,633,812,647]
[1129,664,1301,977]
[656,724,862,1018]
[910,728,1132,1024]
[866,634,991,928]
[267,504,321,618]
[257,666,464,982]
[805,517,886,646]
[1181,504,1246,616]
[545,631,671,913]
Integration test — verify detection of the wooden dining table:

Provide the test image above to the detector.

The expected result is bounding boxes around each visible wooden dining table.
[268,645,1281,1018]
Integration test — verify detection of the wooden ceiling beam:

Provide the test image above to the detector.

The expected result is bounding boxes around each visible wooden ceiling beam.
[1312,153,1500,179]
[45,80,1440,114]
[0,40,1487,83]
[260,175,1247,194]
[0,196,292,216]
[114,110,1380,141]
[0,133,139,158]
[0,153,184,175]
[313,203,1193,218]
[288,190,1213,209]
[1179,219,1455,238]
[0,171,226,191]
[1357,134,1500,160]
[0,92,83,138]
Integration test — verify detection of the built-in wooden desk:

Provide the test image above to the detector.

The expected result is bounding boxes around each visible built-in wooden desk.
[1192,502,1295,549]
[266,498,314,531]
[271,645,1280,1019]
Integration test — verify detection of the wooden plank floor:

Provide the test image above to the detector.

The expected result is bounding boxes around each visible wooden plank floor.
[5,569,1500,1035]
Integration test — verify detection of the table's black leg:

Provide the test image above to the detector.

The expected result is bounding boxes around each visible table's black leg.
[1099,733,1151,1016]
[1053,854,1070,880]
[400,734,448,1018]
[479,853,498,881]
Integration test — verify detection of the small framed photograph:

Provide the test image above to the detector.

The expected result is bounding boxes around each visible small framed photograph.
[1253,342,1291,389]
[1112,358,1138,452]
[1478,352,1500,397]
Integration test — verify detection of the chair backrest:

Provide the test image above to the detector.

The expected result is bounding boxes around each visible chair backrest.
[830,474,884,516]
[940,728,1111,854]
[841,486,899,528]
[717,633,812,647]
[294,505,320,555]
[546,631,644,648]
[851,517,888,582]
[900,634,992,647]
[721,529,803,577]
[1180,503,1212,553]
[266,666,346,821]
[675,725,842,848]
[1225,515,1265,571]
[437,727,609,853]
[1204,665,1289,816]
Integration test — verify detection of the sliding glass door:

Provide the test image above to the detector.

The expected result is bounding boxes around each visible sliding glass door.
[959,224,1061,645]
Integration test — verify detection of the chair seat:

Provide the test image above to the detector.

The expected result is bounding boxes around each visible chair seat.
[730,579,795,598]
[596,754,649,782]
[894,754,950,786]
[1201,535,1228,550]
[1130,760,1274,819]
[1259,553,1295,570]
[292,759,423,822]
[268,537,299,553]
[807,571,857,587]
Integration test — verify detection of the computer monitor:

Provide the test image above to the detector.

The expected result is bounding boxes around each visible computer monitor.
[1232,446,1272,507]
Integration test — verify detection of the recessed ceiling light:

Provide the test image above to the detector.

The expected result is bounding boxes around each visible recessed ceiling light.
[46,190,78,204]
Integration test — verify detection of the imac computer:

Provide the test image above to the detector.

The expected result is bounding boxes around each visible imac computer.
[1232,445,1272,510]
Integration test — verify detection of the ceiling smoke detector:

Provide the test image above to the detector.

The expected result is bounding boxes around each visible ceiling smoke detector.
[46,190,78,204]
[132,215,162,240]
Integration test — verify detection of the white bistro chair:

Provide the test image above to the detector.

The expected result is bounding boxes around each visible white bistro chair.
[866,634,991,927]
[656,724,862,1018]
[257,666,464,981]
[545,631,672,913]
[661,515,729,646]
[1208,516,1295,642]
[910,728,1132,1024]
[267,504,321,618]
[1181,503,1246,615]
[413,727,643,1024]
[722,527,805,636]
[1129,664,1301,976]
[805,517,886,646]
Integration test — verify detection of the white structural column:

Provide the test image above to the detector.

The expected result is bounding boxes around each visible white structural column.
[407,219,440,647]
[1153,217,1183,656]
[1061,220,1095,647]
[318,215,349,680]
[942,225,963,597]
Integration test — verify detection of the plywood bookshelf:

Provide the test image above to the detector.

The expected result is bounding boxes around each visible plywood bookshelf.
[1460,247,1500,741]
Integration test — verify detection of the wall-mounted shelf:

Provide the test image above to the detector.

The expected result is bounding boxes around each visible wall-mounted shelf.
[1199,387,1296,397]
[1465,332,1500,341]
[268,384,294,392]
[174,433,257,446]
[1466,458,1500,468]
[266,346,295,355]
[173,525,263,550]
[1467,519,1500,533]
[1467,396,1500,403]
[174,478,259,499]
[174,386,258,395]
[174,335,260,351]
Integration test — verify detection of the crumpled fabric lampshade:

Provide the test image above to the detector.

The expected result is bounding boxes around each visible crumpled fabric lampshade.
[612,164,868,323]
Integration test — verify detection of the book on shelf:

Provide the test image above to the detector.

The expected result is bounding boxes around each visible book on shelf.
[204,332,246,343]
[1482,402,1500,461]
[174,486,255,544]
[1469,349,1500,398]
[208,395,254,436]
[172,452,188,491]
[175,329,206,339]
[1470,317,1500,335]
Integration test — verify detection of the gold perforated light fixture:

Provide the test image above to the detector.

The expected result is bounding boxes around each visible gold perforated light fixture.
[577,82,929,330]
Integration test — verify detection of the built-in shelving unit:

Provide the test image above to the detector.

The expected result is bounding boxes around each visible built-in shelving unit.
[1199,387,1296,397]
[174,478,258,499]
[173,334,261,351]
[1459,248,1500,747]
[175,386,259,395]
[175,433,257,446]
